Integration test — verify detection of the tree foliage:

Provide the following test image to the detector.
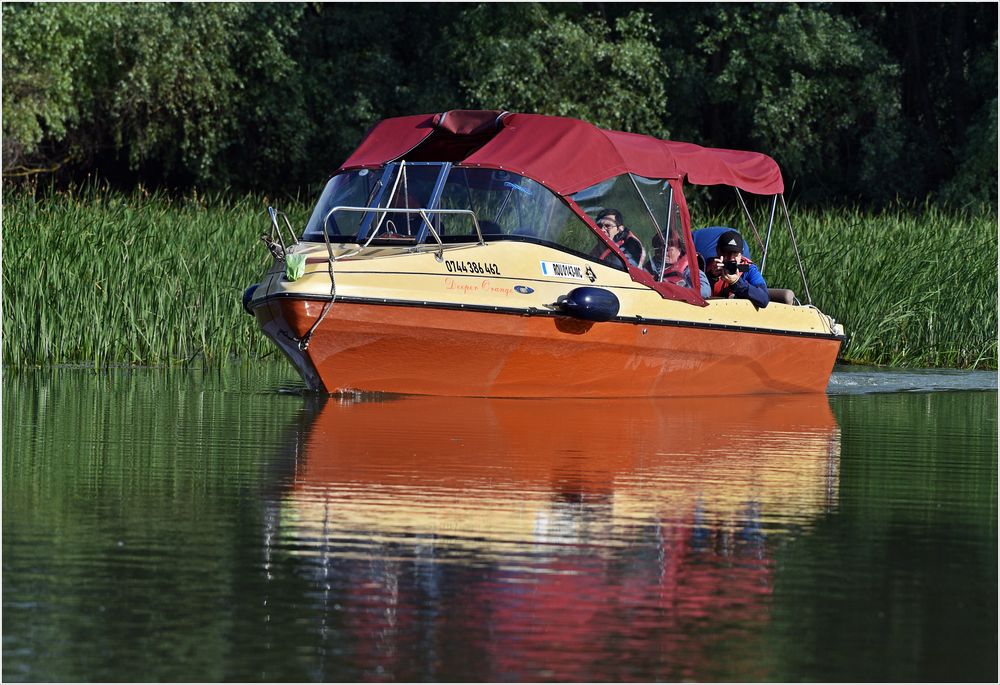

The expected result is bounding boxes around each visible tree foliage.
[3,3,101,173]
[2,3,302,187]
[676,4,906,200]
[447,6,669,137]
[2,2,996,205]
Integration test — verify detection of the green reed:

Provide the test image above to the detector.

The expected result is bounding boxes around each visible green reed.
[3,188,996,369]
[3,185,308,367]
[753,202,997,369]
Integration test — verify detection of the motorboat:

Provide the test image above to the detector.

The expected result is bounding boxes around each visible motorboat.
[244,110,844,397]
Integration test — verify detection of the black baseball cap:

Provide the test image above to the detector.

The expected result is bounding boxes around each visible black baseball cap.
[716,230,745,254]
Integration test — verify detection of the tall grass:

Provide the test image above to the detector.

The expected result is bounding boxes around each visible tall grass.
[3,185,307,367]
[3,188,996,369]
[760,203,997,369]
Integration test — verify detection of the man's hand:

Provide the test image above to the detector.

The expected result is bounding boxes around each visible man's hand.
[722,270,741,285]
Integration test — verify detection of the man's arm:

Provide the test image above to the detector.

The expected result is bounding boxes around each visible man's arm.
[731,264,769,308]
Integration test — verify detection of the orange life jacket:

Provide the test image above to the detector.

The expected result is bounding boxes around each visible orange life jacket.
[598,229,644,266]
[660,254,691,285]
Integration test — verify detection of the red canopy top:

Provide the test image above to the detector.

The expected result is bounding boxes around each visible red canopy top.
[339,110,784,195]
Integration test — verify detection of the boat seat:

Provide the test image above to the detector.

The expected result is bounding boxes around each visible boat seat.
[768,288,797,305]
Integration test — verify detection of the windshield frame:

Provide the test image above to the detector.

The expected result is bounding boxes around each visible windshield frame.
[302,166,388,242]
[299,163,707,303]
[359,162,453,244]
[303,163,608,257]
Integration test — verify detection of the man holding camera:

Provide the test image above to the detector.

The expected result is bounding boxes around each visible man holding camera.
[705,229,769,308]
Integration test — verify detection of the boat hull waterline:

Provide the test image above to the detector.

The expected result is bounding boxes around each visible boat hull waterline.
[255,296,841,397]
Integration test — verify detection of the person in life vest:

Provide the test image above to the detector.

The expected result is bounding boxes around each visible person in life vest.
[705,229,769,308]
[651,234,711,297]
[592,208,646,269]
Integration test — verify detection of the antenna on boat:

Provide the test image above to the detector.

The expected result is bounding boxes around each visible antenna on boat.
[262,206,298,260]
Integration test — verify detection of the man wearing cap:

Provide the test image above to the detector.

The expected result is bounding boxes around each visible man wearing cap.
[705,229,769,308]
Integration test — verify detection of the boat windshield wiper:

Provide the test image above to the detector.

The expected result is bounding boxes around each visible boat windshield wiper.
[362,178,384,228]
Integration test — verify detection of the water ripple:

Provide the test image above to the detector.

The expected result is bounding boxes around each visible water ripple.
[829,364,997,394]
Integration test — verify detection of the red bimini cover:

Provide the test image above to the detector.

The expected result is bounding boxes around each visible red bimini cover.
[338,111,784,195]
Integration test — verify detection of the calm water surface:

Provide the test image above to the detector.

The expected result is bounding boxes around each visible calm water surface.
[3,365,996,682]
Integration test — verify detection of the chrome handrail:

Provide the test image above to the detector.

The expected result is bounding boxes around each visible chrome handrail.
[320,206,485,260]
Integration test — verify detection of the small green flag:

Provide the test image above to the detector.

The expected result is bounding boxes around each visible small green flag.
[285,254,306,281]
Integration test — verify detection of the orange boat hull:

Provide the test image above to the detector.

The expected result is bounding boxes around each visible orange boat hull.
[256,296,840,397]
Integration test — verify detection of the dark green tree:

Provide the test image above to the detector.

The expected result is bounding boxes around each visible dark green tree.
[2,3,304,188]
[2,2,996,204]
[841,3,998,206]
[446,4,670,137]
[644,4,909,202]
[283,3,458,189]
[3,3,105,176]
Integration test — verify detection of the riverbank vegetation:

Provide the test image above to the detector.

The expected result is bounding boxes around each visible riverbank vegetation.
[3,188,288,367]
[3,189,996,370]
[762,203,997,369]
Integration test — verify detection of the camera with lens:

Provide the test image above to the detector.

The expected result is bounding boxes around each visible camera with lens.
[724,261,750,275]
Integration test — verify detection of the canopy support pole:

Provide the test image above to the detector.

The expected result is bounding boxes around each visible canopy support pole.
[629,173,664,236]
[780,194,812,305]
[629,173,668,280]
[759,195,778,274]
[657,185,675,282]
[735,188,765,257]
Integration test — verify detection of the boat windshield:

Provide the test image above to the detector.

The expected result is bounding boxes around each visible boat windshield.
[433,167,607,260]
[302,168,385,241]
[302,163,616,266]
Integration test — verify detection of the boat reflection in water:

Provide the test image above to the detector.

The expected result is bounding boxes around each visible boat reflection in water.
[270,394,840,681]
